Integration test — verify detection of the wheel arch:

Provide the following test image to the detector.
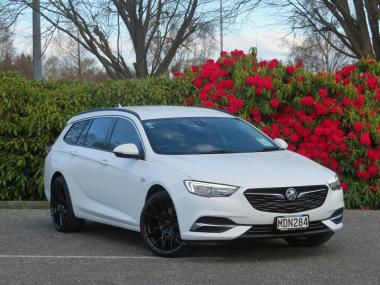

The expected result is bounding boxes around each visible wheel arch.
[51,171,64,188]
[145,184,169,202]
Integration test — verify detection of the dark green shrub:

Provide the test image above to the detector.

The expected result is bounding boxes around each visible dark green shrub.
[0,73,193,200]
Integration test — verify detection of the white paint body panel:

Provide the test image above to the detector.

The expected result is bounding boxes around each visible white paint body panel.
[44,106,344,241]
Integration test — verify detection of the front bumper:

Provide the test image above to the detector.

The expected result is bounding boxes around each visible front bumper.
[173,184,344,241]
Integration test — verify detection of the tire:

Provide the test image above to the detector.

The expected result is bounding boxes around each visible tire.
[140,191,186,257]
[284,233,333,247]
[50,176,85,232]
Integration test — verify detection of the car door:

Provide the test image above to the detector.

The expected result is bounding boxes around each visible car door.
[95,117,147,227]
[70,117,118,217]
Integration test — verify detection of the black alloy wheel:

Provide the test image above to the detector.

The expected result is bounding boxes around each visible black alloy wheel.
[140,191,186,257]
[50,176,84,232]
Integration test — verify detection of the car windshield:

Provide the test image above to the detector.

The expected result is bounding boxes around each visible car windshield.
[142,117,281,155]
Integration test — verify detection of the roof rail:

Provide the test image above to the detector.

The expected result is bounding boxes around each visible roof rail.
[76,107,141,120]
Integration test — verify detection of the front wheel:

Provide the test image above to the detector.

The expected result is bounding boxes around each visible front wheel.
[284,233,333,247]
[140,191,186,257]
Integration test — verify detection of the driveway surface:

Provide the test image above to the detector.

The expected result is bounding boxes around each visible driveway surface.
[0,209,379,284]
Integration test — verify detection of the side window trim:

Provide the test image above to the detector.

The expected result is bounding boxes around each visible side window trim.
[65,115,146,157]
[104,118,118,151]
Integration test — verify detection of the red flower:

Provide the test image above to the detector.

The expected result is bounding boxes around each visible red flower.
[342,97,354,106]
[341,65,356,77]
[375,90,380,100]
[193,77,202,88]
[290,133,299,143]
[314,102,328,115]
[286,66,295,75]
[341,182,348,191]
[200,100,213,107]
[253,115,261,123]
[251,107,260,116]
[319,89,328,97]
[366,77,379,91]
[353,122,364,132]
[270,98,280,108]
[347,132,357,139]
[359,132,371,147]
[258,60,267,68]
[199,90,208,101]
[185,98,194,106]
[220,51,228,57]
[268,59,279,71]
[300,96,314,106]
[246,75,273,90]
[369,186,378,192]
[368,165,378,175]
[191,65,199,72]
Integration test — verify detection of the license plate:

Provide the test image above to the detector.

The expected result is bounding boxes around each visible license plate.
[276,215,309,231]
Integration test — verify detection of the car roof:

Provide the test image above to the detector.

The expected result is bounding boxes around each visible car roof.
[68,106,234,124]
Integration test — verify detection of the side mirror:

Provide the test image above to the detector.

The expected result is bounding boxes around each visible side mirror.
[274,138,288,150]
[113,143,144,159]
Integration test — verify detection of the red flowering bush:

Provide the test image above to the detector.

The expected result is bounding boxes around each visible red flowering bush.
[176,49,380,209]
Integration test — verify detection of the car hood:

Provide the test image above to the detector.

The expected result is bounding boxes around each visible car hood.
[154,150,334,188]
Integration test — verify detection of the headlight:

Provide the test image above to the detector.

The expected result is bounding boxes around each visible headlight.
[184,180,239,197]
[328,175,342,191]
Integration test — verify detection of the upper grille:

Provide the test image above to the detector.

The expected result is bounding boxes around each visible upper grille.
[244,185,328,213]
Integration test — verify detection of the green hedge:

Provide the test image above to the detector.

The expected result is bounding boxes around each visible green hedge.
[0,73,193,200]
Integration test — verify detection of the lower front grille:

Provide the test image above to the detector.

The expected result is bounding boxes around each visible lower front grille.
[241,221,330,239]
[244,185,328,213]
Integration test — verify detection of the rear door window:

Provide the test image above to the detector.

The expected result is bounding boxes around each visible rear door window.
[64,120,89,145]
[83,117,115,150]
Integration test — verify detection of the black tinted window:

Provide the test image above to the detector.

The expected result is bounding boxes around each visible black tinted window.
[64,120,89,145]
[84,118,115,149]
[109,119,142,151]
[143,117,280,155]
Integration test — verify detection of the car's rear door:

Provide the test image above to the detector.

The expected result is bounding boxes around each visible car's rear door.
[69,117,118,218]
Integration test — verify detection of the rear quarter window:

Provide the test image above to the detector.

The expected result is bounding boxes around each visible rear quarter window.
[64,120,89,145]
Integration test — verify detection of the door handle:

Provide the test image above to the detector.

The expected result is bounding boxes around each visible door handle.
[99,159,109,166]
[70,150,78,156]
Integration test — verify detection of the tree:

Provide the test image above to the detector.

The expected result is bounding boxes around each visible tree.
[287,31,350,72]
[0,22,14,60]
[0,23,32,78]
[4,0,255,79]
[167,22,216,72]
[268,0,380,60]
[44,32,109,81]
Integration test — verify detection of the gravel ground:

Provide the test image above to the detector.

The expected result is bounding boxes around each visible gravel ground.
[0,209,379,285]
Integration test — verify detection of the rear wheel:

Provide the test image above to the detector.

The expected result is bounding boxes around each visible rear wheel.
[284,233,333,247]
[50,176,85,232]
[140,191,186,257]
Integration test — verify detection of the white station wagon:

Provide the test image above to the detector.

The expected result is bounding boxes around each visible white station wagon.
[44,106,344,257]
